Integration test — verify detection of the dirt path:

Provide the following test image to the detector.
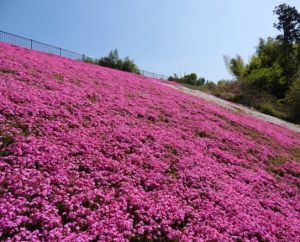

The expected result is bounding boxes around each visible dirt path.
[161,82,300,133]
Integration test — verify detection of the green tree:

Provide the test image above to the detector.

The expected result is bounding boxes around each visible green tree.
[215,5,300,123]
[224,55,245,80]
[273,4,300,89]
[83,56,95,64]
[122,57,140,74]
[274,4,300,46]
[183,73,198,85]
[198,77,206,85]
[168,73,206,86]
[285,70,300,122]
[97,49,140,74]
[98,49,122,69]
[168,73,179,82]
[243,38,287,98]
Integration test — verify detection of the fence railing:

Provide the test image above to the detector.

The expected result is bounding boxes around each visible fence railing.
[0,30,169,80]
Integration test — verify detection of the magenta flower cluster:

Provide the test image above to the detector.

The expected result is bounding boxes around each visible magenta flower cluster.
[0,43,300,241]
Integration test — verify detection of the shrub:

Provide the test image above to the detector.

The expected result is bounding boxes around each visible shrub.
[84,49,140,74]
[83,56,95,64]
[285,71,300,123]
[97,49,140,74]
[168,73,206,86]
[121,57,140,74]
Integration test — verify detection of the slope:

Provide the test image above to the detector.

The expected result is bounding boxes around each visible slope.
[0,43,300,241]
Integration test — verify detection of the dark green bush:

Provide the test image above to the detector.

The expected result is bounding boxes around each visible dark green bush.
[285,71,300,123]
[83,56,95,64]
[121,57,140,74]
[168,73,206,86]
[84,49,140,74]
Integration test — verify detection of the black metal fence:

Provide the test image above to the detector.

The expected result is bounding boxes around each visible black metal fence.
[0,30,169,80]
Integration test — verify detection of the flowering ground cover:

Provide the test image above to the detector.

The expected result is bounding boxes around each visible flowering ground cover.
[0,42,300,241]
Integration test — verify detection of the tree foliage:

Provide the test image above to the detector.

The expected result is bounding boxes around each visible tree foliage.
[245,38,288,98]
[98,49,140,74]
[85,49,140,74]
[273,3,300,46]
[217,4,300,123]
[285,70,300,121]
[168,73,206,86]
[224,55,245,80]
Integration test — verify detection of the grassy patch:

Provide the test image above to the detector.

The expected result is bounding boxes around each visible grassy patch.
[268,155,289,166]
[87,94,97,103]
[195,130,213,139]
[157,110,170,123]
[1,135,14,148]
[290,148,300,162]
[221,117,269,142]
[0,68,17,75]
[182,84,206,91]
[53,73,64,82]
[267,149,300,178]
[164,145,178,155]
[71,79,81,85]
[167,161,178,179]
[255,100,286,119]
[0,135,14,157]
[268,148,300,166]
[15,123,30,136]
[197,81,294,123]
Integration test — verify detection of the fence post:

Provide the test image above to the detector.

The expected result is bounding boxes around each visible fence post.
[82,54,85,61]
[30,39,33,49]
[59,48,62,56]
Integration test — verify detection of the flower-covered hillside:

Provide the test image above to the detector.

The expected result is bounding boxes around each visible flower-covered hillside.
[0,43,300,241]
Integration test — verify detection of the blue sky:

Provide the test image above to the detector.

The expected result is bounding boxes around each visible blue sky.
[1,0,300,81]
